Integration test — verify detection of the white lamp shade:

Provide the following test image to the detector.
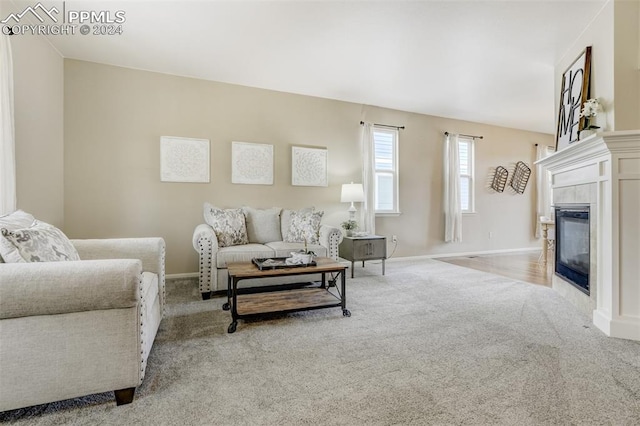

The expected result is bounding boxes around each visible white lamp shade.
[341,183,364,203]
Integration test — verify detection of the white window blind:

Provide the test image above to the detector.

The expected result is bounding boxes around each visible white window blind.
[458,138,474,213]
[373,128,399,214]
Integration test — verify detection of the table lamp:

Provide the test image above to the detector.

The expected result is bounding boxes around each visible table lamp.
[341,182,364,221]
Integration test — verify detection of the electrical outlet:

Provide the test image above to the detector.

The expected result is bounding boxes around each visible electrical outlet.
[489,232,493,239]
[392,235,398,243]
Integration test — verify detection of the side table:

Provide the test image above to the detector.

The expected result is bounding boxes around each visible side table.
[540,219,555,265]
[339,235,387,278]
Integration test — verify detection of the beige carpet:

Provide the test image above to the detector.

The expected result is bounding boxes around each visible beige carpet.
[2,257,639,425]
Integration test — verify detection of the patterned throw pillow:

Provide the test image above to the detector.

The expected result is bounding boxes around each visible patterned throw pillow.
[0,210,37,262]
[0,221,80,263]
[203,204,249,247]
[284,210,324,244]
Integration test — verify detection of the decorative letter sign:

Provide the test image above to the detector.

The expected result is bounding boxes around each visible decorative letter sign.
[556,46,591,151]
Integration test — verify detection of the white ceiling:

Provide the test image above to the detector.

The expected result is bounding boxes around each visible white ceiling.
[29,0,607,133]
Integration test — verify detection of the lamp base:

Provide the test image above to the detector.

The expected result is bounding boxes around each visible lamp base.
[348,204,357,222]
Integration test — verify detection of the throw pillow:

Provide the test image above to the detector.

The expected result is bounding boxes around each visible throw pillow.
[242,207,282,244]
[0,220,80,263]
[284,210,324,245]
[280,207,315,241]
[0,210,36,263]
[0,209,36,230]
[203,203,249,247]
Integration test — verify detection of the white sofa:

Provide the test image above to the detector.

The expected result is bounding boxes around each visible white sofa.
[0,211,165,411]
[192,205,343,299]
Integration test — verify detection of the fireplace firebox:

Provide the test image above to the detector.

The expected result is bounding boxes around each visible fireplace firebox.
[555,205,590,294]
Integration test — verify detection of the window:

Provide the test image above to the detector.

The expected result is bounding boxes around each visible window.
[458,137,474,213]
[373,128,399,214]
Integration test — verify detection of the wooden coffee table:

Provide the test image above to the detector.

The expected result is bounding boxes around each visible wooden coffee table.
[223,257,349,333]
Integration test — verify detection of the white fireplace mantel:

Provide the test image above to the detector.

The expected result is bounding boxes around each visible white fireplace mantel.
[537,130,640,341]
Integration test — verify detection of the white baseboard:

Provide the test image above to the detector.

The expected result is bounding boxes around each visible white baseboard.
[166,272,199,280]
[168,247,539,277]
[387,247,540,263]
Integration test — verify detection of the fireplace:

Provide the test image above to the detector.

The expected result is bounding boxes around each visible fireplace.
[536,131,640,341]
[555,205,590,295]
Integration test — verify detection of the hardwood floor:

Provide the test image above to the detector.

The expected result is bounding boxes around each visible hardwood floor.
[438,251,553,287]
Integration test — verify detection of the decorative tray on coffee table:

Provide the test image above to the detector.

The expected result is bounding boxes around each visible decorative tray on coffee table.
[252,257,317,270]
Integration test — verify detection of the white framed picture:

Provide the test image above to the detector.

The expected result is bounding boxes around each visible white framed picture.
[291,146,328,187]
[231,141,274,185]
[160,136,210,183]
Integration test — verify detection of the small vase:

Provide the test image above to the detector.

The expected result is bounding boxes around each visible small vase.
[345,230,353,237]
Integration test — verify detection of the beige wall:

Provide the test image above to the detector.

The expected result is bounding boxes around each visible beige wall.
[361,106,550,258]
[6,8,64,227]
[555,1,615,131]
[555,0,640,132]
[64,60,551,274]
[613,0,640,130]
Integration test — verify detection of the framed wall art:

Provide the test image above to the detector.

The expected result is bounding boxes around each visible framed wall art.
[556,46,592,151]
[291,146,328,187]
[231,141,274,185]
[160,136,210,183]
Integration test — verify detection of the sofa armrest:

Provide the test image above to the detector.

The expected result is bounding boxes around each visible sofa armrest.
[192,224,219,296]
[319,225,343,261]
[192,224,218,252]
[72,238,165,276]
[72,237,165,310]
[0,259,142,320]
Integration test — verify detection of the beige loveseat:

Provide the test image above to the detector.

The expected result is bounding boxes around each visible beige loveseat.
[192,204,342,299]
[0,210,165,411]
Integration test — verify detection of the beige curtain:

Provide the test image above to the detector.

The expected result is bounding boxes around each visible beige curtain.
[361,122,375,234]
[444,133,462,242]
[0,32,16,215]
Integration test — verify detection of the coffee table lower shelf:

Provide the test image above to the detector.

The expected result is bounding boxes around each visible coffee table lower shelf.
[224,258,349,333]
[236,288,341,316]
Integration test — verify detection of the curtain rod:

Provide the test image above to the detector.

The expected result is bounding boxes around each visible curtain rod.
[360,121,405,130]
[444,131,483,140]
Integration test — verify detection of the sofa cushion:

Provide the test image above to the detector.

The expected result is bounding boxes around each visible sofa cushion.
[284,210,324,244]
[216,244,276,268]
[242,207,282,244]
[203,203,249,247]
[264,241,327,258]
[0,221,80,263]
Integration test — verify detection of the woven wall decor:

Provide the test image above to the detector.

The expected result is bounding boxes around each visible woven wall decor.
[490,166,509,193]
[509,161,531,194]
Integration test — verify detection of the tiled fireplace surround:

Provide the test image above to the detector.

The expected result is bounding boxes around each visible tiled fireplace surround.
[537,131,640,341]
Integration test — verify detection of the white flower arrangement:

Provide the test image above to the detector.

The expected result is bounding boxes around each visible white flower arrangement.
[579,98,601,118]
[579,98,601,131]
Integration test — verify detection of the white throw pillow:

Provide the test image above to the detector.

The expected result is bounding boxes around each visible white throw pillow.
[0,209,36,230]
[203,203,249,247]
[242,207,282,244]
[0,220,80,263]
[284,210,324,244]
